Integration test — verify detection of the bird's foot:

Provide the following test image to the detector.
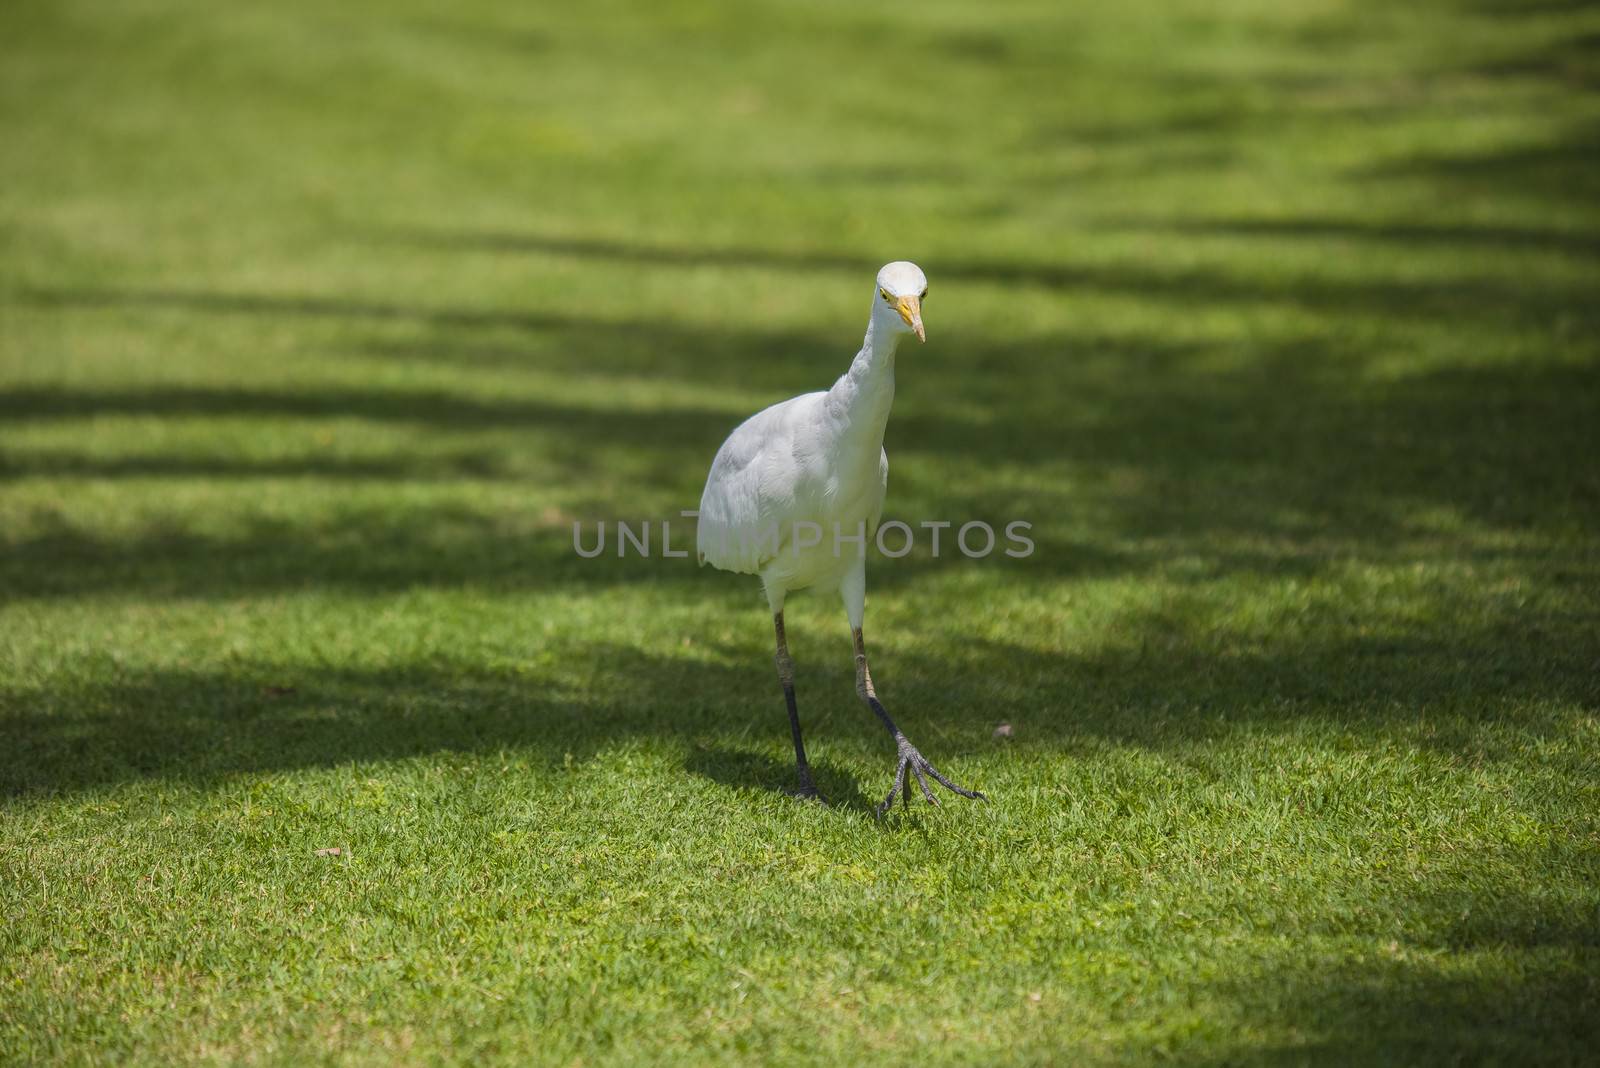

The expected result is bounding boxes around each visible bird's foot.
[787,775,829,805]
[877,735,985,817]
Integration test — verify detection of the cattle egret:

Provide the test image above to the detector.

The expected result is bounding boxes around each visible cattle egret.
[697,261,985,815]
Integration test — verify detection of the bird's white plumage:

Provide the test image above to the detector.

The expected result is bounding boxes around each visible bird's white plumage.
[698,262,926,622]
[694,262,986,814]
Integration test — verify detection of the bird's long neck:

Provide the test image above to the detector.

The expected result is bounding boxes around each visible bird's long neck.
[827,317,900,447]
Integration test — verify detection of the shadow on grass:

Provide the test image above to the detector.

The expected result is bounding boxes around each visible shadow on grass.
[1,318,1593,601]
[915,627,1598,769]
[0,502,717,600]
[1368,119,1600,211]
[684,743,875,813]
[368,233,1598,330]
[0,448,515,483]
[3,589,1595,799]
[3,276,1596,800]
[1105,214,1600,257]
[1183,951,1599,1067]
[0,650,905,811]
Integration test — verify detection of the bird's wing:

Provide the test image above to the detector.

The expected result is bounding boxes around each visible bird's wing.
[697,392,828,574]
[869,446,889,535]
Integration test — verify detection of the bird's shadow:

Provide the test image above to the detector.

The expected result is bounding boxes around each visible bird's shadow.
[683,743,877,814]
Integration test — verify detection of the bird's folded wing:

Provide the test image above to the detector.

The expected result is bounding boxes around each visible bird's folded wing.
[696,393,826,574]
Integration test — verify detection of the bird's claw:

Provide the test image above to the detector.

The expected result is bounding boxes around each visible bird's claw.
[876,737,985,817]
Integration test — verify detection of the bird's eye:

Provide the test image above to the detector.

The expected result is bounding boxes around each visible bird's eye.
[920,288,928,299]
[880,288,892,303]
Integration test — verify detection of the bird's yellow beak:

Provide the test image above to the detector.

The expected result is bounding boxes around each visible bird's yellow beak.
[895,294,925,342]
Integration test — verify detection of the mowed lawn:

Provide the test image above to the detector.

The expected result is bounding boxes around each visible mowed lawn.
[2,0,1598,1063]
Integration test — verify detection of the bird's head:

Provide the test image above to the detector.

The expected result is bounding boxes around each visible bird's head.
[872,261,928,343]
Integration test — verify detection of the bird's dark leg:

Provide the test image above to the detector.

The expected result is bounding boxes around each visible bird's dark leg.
[853,626,985,817]
[775,612,825,803]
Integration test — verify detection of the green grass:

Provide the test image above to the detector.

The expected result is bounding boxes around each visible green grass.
[2,0,1598,1063]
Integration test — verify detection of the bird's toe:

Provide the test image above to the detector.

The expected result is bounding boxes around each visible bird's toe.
[875,744,986,816]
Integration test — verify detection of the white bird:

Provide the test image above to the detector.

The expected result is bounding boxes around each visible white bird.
[697,261,985,815]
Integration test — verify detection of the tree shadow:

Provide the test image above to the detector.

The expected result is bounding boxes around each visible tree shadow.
[366,232,1598,330]
[0,643,969,805]
[1366,119,1600,211]
[1204,871,1600,1061]
[3,285,1596,615]
[1183,949,1598,1066]
[4,573,1596,799]
[895,621,1599,768]
[1106,214,1600,257]
[0,504,720,600]
[0,650,705,798]
[0,447,515,483]
[1467,0,1598,17]
[1468,26,1600,91]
